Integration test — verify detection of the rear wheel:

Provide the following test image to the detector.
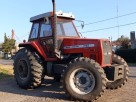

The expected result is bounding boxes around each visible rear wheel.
[63,57,106,101]
[14,48,44,89]
[107,54,129,89]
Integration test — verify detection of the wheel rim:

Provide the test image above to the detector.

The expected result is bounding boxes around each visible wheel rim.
[69,68,95,95]
[17,60,29,80]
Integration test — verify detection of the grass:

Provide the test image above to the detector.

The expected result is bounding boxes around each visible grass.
[0,64,13,80]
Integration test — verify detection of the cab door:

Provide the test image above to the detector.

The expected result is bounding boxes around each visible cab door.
[29,23,39,41]
[39,22,54,58]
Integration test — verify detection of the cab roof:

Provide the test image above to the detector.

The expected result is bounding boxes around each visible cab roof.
[30,11,75,22]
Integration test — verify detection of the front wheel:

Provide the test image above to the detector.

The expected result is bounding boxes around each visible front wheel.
[63,57,106,101]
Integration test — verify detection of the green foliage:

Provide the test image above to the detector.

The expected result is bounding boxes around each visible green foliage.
[0,43,2,48]
[117,35,130,49]
[2,33,16,54]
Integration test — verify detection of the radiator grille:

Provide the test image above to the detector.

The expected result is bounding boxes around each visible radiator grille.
[102,41,112,64]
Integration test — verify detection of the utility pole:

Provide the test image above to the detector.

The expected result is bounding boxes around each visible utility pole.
[116,0,119,38]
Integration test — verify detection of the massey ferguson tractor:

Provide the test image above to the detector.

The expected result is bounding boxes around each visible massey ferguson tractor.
[13,0,129,101]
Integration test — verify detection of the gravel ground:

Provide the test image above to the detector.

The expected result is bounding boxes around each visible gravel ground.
[0,66,135,102]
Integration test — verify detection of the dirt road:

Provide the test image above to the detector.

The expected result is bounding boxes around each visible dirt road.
[0,59,13,65]
[0,66,136,102]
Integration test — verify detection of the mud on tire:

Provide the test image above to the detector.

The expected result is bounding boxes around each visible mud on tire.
[14,48,44,89]
[63,57,106,101]
[107,54,129,89]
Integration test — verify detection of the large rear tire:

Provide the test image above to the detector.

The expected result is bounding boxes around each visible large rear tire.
[14,48,44,89]
[107,54,129,89]
[63,57,106,101]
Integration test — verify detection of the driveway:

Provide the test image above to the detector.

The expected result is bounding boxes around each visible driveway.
[0,59,136,102]
[0,66,135,102]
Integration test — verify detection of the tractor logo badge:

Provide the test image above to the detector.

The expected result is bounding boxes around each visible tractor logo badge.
[64,44,95,49]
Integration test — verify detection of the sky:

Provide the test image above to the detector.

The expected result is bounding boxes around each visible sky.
[0,0,136,43]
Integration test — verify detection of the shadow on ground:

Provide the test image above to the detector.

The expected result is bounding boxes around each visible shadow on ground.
[0,77,69,101]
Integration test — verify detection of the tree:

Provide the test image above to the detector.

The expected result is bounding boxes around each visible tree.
[4,33,8,42]
[2,33,16,54]
[0,43,2,50]
[117,35,130,49]
[0,43,2,46]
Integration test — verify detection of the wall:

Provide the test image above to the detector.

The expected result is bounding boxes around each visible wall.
[0,51,4,58]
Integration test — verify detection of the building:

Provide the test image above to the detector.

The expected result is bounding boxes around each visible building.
[130,31,136,49]
[0,44,4,58]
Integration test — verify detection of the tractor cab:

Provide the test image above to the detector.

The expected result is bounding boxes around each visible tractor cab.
[28,11,79,58]
[29,11,79,40]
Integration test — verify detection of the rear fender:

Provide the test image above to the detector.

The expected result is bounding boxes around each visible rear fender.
[19,41,57,61]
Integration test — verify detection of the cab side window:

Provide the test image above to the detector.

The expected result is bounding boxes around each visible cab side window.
[57,23,63,36]
[30,23,39,39]
[40,23,52,37]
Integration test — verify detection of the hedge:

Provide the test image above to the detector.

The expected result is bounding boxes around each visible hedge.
[115,49,136,63]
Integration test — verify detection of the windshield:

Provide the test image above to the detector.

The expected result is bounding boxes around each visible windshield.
[57,20,78,37]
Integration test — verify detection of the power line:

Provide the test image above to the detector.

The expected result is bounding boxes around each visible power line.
[76,11,136,27]
[80,21,136,33]
[14,34,21,42]
[20,34,29,39]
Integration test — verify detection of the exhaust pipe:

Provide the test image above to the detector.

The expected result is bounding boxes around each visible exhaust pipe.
[52,0,62,59]
[52,0,58,53]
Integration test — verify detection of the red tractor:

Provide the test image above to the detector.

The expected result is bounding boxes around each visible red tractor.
[13,0,129,101]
